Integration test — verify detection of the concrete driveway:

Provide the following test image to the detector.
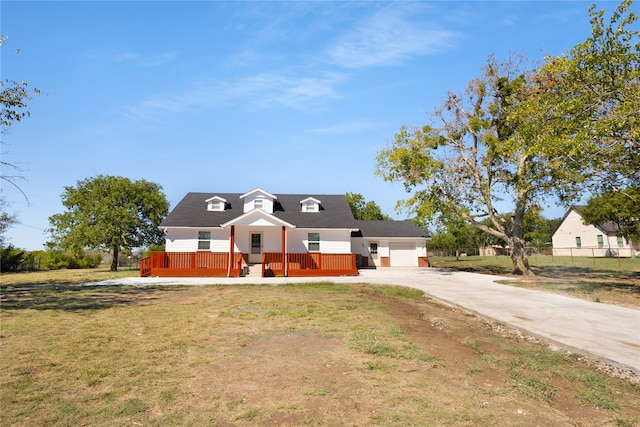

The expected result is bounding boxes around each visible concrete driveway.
[92,267,640,375]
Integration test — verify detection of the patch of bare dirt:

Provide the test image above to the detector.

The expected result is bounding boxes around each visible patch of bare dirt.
[187,286,639,426]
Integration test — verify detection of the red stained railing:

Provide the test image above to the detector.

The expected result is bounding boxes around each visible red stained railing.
[140,252,244,277]
[141,252,357,278]
[263,252,357,277]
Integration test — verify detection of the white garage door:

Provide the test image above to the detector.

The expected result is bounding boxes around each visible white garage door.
[389,242,417,267]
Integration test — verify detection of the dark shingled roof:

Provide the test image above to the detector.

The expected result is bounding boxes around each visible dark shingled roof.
[351,220,429,238]
[160,192,359,229]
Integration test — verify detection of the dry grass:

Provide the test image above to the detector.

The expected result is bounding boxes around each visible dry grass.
[1,268,139,287]
[1,281,639,426]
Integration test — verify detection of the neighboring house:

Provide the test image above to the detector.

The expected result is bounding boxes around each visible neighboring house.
[140,188,429,277]
[552,207,635,257]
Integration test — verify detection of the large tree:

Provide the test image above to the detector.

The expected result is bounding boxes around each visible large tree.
[376,1,638,275]
[520,0,639,193]
[346,192,391,221]
[376,56,549,275]
[48,175,169,271]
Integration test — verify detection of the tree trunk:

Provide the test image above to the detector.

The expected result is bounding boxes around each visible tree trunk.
[510,237,532,275]
[110,245,119,271]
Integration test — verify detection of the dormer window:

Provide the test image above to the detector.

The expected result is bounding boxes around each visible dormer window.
[301,197,320,212]
[206,196,226,211]
[240,188,276,213]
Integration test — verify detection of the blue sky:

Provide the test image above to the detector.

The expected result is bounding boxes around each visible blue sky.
[2,1,609,250]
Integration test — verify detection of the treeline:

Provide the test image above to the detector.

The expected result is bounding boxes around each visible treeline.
[0,246,103,273]
[428,212,561,258]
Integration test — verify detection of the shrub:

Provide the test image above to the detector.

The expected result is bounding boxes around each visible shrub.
[0,245,26,272]
[40,250,101,270]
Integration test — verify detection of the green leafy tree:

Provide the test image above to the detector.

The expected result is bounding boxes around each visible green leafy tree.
[437,213,482,259]
[48,175,169,271]
[581,187,640,255]
[376,56,549,275]
[346,192,391,221]
[428,228,456,253]
[376,1,638,275]
[0,196,18,248]
[522,208,561,251]
[519,0,639,193]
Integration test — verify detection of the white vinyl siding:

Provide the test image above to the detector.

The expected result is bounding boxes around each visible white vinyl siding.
[287,229,352,254]
[242,191,275,213]
[165,228,227,252]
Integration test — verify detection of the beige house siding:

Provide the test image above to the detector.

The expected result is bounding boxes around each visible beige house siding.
[552,209,634,257]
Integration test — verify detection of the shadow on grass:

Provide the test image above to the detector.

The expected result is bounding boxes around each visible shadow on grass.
[564,281,640,295]
[435,260,640,283]
[530,265,640,282]
[0,283,186,312]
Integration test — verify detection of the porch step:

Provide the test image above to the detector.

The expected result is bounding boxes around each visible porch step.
[245,264,262,277]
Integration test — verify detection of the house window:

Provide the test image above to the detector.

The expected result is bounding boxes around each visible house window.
[254,199,264,210]
[597,235,604,248]
[198,231,211,250]
[302,200,318,212]
[575,236,581,249]
[617,236,624,247]
[308,233,320,252]
[369,242,378,255]
[209,200,223,211]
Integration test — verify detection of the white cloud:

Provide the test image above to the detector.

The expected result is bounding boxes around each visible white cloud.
[87,48,177,67]
[309,120,384,135]
[121,72,346,123]
[327,4,457,69]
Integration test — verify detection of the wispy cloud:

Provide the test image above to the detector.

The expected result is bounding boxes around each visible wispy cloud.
[309,120,384,135]
[327,4,457,69]
[87,48,178,67]
[121,72,346,123]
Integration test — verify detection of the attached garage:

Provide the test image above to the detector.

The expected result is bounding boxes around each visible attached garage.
[389,242,418,267]
[351,220,429,268]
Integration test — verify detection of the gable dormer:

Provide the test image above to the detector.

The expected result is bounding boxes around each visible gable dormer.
[301,197,321,213]
[205,196,227,211]
[240,188,277,213]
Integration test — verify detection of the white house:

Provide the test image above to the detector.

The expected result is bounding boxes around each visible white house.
[141,188,429,277]
[552,207,635,257]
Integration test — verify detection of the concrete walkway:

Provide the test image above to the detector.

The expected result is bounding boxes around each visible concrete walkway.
[91,268,640,375]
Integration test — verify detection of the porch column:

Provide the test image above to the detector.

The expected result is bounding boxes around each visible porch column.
[282,226,287,277]
[228,225,235,277]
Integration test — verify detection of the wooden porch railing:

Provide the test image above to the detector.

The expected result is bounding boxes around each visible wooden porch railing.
[140,251,358,278]
[139,252,244,277]
[263,252,357,277]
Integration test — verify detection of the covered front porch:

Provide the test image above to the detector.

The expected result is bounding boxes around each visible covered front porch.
[139,251,357,277]
[144,207,359,277]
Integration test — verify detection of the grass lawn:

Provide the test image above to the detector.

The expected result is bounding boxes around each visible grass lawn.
[1,280,639,426]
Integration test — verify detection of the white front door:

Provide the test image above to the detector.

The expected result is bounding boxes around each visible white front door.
[249,232,263,263]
